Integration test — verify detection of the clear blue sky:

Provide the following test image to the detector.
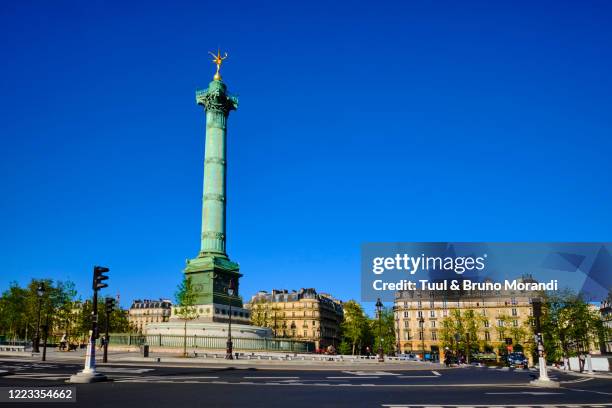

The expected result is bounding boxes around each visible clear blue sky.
[1,1,611,312]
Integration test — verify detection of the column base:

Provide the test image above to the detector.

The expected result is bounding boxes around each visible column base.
[529,378,560,388]
[67,370,108,383]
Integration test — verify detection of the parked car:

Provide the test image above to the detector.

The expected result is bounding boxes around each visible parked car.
[397,353,420,361]
[506,352,528,368]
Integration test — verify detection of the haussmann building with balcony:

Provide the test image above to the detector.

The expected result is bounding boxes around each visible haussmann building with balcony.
[246,288,343,350]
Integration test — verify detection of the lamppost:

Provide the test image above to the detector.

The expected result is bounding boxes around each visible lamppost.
[225,279,235,360]
[33,283,45,353]
[41,298,50,361]
[418,316,425,361]
[395,314,401,355]
[530,298,558,387]
[375,298,384,362]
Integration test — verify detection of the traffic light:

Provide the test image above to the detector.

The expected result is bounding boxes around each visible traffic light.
[105,297,116,314]
[93,266,110,291]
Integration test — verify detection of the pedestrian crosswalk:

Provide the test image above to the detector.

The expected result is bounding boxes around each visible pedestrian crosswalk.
[382,405,612,408]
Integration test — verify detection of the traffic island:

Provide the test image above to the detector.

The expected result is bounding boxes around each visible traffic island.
[67,370,108,384]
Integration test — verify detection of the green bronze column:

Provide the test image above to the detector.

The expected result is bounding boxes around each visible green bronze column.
[184,50,244,312]
[196,79,237,257]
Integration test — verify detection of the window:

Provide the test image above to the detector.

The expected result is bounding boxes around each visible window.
[431,321,436,328]
[404,321,410,328]
[403,311,409,318]
[417,301,422,309]
[418,320,424,328]
[304,330,308,337]
[431,331,437,341]
[513,320,518,327]
[430,310,435,318]
[484,320,490,328]
[497,319,504,327]
[484,331,491,341]
[418,331,424,340]
[511,297,517,305]
[429,301,434,308]
[443,310,448,317]
[512,308,518,316]
[417,310,423,318]
[404,331,410,340]
[482,309,487,316]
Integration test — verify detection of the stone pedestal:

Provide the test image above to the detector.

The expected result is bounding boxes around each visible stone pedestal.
[146,321,271,339]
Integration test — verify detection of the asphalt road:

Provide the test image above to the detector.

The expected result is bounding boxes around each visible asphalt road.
[0,359,610,407]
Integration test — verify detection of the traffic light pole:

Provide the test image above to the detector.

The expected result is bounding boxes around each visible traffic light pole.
[103,298,114,363]
[68,266,109,383]
[529,298,558,388]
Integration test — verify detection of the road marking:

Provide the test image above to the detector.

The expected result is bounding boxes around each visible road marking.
[398,374,441,378]
[343,370,400,376]
[326,376,380,379]
[431,371,441,376]
[243,376,299,379]
[566,388,612,396]
[561,377,594,384]
[96,367,154,374]
[383,405,612,408]
[486,391,563,395]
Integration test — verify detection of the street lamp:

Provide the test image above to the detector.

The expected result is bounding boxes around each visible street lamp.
[225,279,235,360]
[375,298,384,362]
[395,314,400,356]
[418,316,425,361]
[33,283,45,353]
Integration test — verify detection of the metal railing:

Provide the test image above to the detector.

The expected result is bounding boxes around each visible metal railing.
[108,334,314,352]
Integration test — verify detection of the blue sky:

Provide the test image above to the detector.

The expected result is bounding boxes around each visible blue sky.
[1,1,611,312]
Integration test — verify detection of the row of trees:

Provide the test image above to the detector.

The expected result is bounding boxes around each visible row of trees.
[0,279,131,344]
[338,300,396,355]
[336,290,608,361]
[540,290,606,362]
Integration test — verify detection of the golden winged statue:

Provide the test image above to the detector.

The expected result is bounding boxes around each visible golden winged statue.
[209,49,228,80]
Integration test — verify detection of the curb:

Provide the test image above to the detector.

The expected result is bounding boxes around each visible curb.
[550,367,612,379]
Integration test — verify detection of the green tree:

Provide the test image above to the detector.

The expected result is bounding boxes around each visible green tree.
[340,300,369,354]
[440,309,483,360]
[249,298,269,328]
[0,279,78,344]
[174,275,199,357]
[540,290,605,364]
[370,307,396,355]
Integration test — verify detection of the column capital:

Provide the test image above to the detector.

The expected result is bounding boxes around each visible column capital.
[196,80,238,115]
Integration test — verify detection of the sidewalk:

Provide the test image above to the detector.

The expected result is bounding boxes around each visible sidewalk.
[0,348,447,371]
[550,366,612,379]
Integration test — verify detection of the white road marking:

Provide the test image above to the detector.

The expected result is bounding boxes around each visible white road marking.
[486,391,563,395]
[561,377,593,384]
[567,388,612,396]
[96,367,154,374]
[243,376,299,379]
[397,376,439,379]
[383,405,612,408]
[326,376,380,379]
[343,370,400,376]
[431,371,441,376]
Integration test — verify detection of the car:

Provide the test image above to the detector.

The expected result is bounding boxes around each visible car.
[506,352,528,368]
[397,353,420,361]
